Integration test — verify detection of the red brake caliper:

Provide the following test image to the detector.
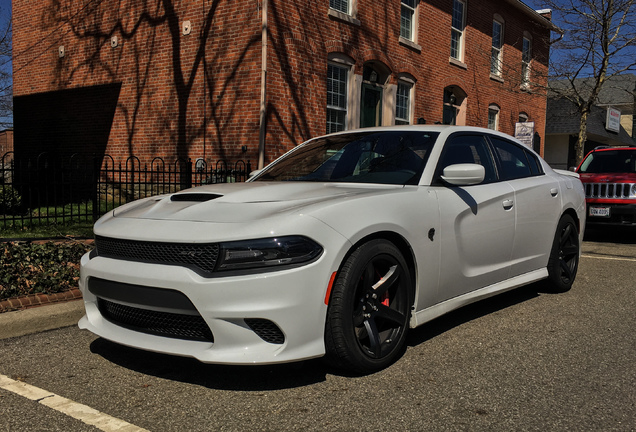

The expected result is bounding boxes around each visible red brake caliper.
[381,291,390,307]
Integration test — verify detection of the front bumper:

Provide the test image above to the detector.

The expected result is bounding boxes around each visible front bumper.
[78,232,348,365]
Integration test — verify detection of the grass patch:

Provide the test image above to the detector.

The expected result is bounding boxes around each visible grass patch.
[0,200,118,239]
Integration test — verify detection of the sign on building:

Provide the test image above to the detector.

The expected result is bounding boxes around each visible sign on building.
[515,121,535,148]
[606,107,621,133]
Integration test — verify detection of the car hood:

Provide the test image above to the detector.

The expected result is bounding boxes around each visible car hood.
[579,173,636,183]
[112,182,401,223]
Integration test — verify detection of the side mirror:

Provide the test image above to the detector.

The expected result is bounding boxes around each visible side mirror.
[248,169,263,179]
[441,163,485,186]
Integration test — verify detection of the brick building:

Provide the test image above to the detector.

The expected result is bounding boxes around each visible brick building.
[12,0,555,168]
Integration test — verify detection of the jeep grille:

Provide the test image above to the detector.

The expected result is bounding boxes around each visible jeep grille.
[584,183,635,199]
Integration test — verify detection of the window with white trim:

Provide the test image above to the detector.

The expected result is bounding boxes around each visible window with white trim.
[329,0,350,14]
[522,36,532,86]
[491,19,503,76]
[327,63,349,134]
[488,104,500,130]
[395,81,413,125]
[401,0,417,41]
[519,112,529,122]
[451,0,466,61]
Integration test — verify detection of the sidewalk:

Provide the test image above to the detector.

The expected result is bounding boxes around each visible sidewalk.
[0,299,85,339]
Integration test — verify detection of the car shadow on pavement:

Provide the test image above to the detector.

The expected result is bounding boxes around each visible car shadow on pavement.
[407,282,543,347]
[583,225,636,244]
[89,282,549,388]
[89,337,331,390]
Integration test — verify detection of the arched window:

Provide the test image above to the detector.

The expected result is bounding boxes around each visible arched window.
[326,53,355,133]
[488,104,500,130]
[395,74,415,125]
[443,86,467,126]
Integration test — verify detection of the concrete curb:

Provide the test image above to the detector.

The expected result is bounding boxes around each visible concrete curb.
[0,288,83,312]
[0,299,85,340]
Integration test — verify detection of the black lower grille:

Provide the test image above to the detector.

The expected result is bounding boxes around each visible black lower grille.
[95,236,220,277]
[98,298,214,343]
[245,318,285,344]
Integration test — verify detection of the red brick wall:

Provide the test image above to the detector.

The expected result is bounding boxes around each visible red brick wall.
[0,129,13,156]
[13,0,551,165]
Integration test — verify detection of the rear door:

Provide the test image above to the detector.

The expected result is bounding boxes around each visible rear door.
[489,136,561,276]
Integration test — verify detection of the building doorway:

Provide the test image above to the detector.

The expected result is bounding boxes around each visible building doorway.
[359,63,389,128]
[361,83,383,128]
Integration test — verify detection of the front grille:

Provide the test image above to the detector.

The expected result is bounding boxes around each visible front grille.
[584,182,635,199]
[98,298,214,342]
[95,236,219,276]
[245,319,285,344]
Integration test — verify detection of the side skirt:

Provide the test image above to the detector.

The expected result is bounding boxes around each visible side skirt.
[410,268,548,328]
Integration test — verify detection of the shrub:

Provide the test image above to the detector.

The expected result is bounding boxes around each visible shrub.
[0,186,22,215]
[0,241,92,300]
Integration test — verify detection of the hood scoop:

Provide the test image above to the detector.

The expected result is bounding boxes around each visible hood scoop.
[170,193,223,202]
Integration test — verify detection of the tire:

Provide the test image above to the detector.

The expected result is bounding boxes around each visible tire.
[324,239,412,373]
[546,214,580,293]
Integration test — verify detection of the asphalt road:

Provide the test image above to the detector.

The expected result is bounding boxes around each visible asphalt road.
[1,227,635,432]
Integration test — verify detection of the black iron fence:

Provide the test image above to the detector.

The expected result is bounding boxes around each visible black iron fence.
[0,152,252,230]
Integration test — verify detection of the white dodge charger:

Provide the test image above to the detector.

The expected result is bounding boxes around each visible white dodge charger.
[79,126,586,373]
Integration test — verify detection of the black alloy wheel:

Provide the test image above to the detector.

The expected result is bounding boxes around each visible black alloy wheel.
[325,239,412,373]
[546,214,580,293]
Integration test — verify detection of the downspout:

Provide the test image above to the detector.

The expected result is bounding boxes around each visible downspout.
[257,0,268,169]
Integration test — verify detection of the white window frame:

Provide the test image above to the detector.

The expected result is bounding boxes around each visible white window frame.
[491,18,503,77]
[400,0,418,42]
[488,104,500,130]
[395,79,413,125]
[521,34,532,88]
[329,0,350,15]
[327,63,350,134]
[450,0,466,62]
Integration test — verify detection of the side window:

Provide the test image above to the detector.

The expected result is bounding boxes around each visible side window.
[526,151,543,175]
[490,137,532,180]
[436,135,497,183]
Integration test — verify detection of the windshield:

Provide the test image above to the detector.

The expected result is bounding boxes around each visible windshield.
[253,131,439,185]
[579,150,636,174]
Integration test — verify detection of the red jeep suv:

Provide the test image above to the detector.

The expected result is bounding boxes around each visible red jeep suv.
[577,146,636,226]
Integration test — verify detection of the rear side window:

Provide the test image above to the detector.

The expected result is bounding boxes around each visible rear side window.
[490,137,534,180]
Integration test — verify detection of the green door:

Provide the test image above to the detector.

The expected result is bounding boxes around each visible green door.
[360,84,383,128]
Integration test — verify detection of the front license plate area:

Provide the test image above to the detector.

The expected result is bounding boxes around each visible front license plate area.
[589,207,610,217]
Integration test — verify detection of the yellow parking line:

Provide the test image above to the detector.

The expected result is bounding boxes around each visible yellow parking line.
[0,374,149,432]
[581,254,636,262]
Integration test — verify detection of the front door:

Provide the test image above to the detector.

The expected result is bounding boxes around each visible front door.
[360,84,382,128]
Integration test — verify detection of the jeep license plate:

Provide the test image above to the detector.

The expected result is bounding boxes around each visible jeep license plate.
[589,207,610,217]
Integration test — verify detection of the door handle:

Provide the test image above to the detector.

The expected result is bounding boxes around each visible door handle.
[550,188,559,197]
[502,199,514,210]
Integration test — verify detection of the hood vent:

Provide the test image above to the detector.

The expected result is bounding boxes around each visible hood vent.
[171,193,222,202]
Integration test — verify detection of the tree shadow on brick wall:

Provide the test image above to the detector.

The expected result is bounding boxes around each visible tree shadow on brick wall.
[42,0,249,165]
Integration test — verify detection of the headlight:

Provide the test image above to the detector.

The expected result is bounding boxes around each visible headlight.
[216,236,322,271]
[631,184,636,198]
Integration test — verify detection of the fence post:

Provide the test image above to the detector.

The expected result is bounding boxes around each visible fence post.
[92,157,101,221]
